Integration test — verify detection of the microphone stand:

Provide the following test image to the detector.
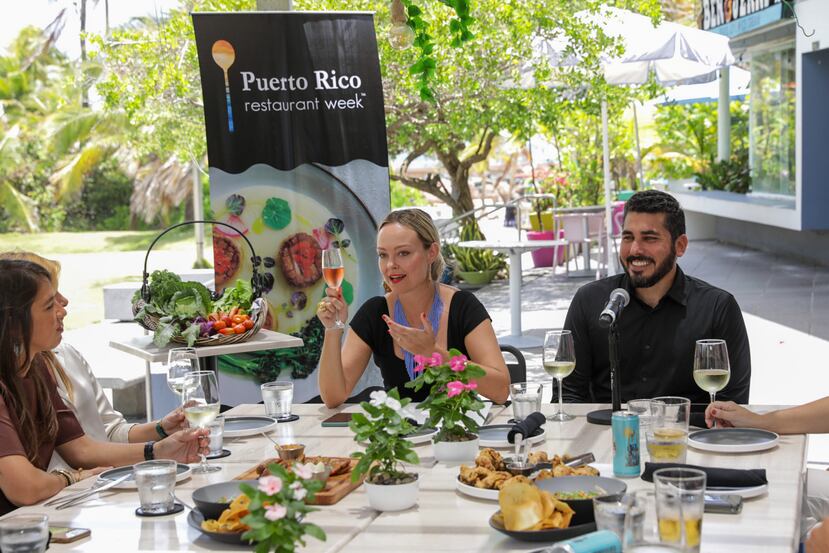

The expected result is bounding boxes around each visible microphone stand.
[587,320,623,425]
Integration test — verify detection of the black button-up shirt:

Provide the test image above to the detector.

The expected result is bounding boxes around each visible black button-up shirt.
[562,266,750,404]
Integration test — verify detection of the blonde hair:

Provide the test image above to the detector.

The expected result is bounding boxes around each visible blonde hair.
[379,208,445,281]
[0,251,74,401]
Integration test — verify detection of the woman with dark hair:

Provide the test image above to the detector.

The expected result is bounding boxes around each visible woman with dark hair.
[316,208,509,408]
[0,259,208,515]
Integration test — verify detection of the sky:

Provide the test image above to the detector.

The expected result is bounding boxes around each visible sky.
[1,0,181,58]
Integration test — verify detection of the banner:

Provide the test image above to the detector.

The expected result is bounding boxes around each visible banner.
[192,12,389,403]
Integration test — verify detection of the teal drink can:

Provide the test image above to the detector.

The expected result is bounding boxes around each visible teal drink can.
[546,530,622,553]
[612,410,640,477]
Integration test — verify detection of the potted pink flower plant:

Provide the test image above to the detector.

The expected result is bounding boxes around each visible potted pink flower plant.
[405,348,486,462]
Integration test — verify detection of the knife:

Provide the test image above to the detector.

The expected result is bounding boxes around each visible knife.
[53,473,132,510]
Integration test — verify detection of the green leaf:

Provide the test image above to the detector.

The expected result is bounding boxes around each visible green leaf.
[407,5,421,16]
[262,197,292,230]
[303,523,327,541]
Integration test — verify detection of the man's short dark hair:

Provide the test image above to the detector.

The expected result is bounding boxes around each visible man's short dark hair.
[623,190,686,241]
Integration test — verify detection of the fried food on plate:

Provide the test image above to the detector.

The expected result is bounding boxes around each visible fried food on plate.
[201,495,251,534]
[476,448,505,471]
[495,480,575,532]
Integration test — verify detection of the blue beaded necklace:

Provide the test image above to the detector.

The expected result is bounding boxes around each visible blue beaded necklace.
[393,285,443,381]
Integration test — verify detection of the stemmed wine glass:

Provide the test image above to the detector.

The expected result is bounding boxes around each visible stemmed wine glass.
[321,246,345,329]
[166,347,199,398]
[182,370,222,474]
[693,339,730,424]
[543,329,576,422]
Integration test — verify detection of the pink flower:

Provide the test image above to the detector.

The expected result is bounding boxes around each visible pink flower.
[294,463,313,480]
[264,504,287,521]
[258,475,283,495]
[429,352,443,367]
[449,355,467,372]
[312,227,332,250]
[413,354,427,373]
[447,380,466,398]
[290,481,307,500]
[465,381,478,391]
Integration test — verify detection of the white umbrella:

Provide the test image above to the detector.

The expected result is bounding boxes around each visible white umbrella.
[659,65,750,105]
[530,6,736,275]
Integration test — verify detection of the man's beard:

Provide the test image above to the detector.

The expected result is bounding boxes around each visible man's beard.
[622,247,676,288]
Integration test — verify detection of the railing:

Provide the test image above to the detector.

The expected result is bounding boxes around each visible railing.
[436,194,559,243]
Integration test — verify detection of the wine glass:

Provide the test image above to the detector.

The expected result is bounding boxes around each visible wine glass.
[693,339,730,411]
[543,329,576,422]
[321,246,345,329]
[182,370,222,474]
[167,347,199,397]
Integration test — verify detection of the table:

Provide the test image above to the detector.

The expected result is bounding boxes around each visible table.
[458,240,567,349]
[110,328,304,421]
[9,403,805,552]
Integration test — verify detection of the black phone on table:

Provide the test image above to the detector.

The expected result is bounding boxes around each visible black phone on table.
[321,412,354,427]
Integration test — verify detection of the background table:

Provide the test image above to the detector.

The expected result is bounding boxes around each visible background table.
[7,403,805,552]
[110,328,303,420]
[458,239,567,349]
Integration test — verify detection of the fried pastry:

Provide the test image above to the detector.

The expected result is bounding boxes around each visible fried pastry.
[475,448,505,471]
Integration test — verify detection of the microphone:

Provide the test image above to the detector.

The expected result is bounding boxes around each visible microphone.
[598,288,630,327]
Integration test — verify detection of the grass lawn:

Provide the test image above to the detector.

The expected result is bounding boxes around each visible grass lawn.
[0,226,196,254]
[0,228,213,330]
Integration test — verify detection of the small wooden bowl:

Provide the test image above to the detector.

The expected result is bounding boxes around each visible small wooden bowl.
[276,443,305,461]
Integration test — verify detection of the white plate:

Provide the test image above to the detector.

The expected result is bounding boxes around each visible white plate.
[707,484,768,499]
[97,464,192,490]
[455,464,605,501]
[404,427,438,445]
[223,415,279,438]
[688,428,779,453]
[477,424,546,448]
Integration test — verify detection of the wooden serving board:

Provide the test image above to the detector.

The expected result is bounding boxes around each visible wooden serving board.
[234,457,364,506]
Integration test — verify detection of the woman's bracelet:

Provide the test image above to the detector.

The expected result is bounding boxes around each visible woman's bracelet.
[51,469,74,487]
[155,421,169,439]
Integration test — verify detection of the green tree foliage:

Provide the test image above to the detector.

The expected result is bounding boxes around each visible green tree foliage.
[649,100,748,181]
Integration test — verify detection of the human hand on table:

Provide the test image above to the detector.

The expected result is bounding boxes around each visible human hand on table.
[705,401,762,429]
[382,313,439,357]
[154,427,210,463]
[316,287,347,329]
[807,518,829,553]
[160,400,195,433]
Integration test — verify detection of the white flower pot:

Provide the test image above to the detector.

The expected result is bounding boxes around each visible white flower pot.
[433,436,479,463]
[364,476,419,512]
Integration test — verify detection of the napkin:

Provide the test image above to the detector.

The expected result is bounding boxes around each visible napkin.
[507,412,546,444]
[641,462,767,488]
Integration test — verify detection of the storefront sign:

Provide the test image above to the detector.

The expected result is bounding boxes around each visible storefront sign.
[192,12,389,403]
[701,0,790,37]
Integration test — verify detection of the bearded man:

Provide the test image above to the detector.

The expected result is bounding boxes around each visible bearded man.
[561,190,750,404]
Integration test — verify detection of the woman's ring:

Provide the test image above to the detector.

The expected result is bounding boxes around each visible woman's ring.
[318,300,326,310]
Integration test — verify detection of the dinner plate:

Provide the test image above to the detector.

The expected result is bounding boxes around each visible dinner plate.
[456,465,607,502]
[404,427,438,445]
[96,464,191,489]
[478,424,546,448]
[489,512,596,543]
[188,509,252,546]
[223,415,279,438]
[706,483,769,499]
[687,428,779,453]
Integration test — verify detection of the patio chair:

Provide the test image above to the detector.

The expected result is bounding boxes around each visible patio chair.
[558,213,592,275]
[499,344,527,384]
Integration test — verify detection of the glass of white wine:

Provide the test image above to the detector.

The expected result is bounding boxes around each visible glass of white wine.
[321,246,345,329]
[167,347,199,397]
[182,370,221,474]
[543,329,576,422]
[692,339,730,409]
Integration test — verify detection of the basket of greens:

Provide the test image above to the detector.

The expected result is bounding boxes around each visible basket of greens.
[131,220,268,348]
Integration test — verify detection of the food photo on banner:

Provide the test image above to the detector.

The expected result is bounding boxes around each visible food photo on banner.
[192,12,389,404]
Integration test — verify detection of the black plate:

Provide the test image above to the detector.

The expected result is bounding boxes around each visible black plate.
[489,512,597,543]
[188,509,253,546]
[191,480,258,521]
[535,475,627,526]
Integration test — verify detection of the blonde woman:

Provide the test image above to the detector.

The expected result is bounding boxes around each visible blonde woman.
[316,208,509,408]
[0,252,190,470]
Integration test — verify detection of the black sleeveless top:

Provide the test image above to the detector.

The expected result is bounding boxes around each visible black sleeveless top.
[349,290,491,401]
